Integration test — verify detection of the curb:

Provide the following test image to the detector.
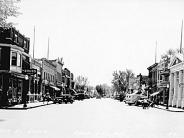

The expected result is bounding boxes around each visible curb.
[0,102,54,110]
[154,106,184,112]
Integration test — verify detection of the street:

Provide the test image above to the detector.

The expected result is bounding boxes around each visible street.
[0,98,184,138]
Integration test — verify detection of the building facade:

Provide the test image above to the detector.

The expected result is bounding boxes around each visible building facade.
[147,63,158,94]
[157,59,170,105]
[0,27,31,106]
[169,54,184,108]
[38,58,58,99]
[28,58,42,102]
[50,58,64,97]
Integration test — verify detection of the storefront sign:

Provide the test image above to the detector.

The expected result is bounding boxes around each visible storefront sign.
[22,69,37,75]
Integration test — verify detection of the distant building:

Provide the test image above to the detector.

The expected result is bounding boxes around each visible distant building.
[38,58,58,99]
[50,58,64,96]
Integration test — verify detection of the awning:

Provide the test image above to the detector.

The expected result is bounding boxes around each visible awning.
[71,89,77,94]
[50,86,60,91]
[150,91,160,97]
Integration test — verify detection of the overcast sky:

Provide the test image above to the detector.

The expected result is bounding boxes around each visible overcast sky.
[11,0,184,86]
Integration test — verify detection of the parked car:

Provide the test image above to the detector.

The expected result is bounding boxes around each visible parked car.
[125,90,147,105]
[114,94,120,100]
[74,93,85,101]
[119,93,126,102]
[61,94,74,104]
[53,97,63,104]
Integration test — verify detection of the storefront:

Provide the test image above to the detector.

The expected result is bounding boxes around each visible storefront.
[0,72,28,106]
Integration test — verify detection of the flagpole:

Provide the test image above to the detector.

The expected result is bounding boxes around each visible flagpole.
[180,20,183,53]
[33,26,35,59]
[47,37,50,60]
[155,41,157,63]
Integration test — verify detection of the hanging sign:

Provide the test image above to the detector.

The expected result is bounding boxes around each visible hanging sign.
[22,69,37,75]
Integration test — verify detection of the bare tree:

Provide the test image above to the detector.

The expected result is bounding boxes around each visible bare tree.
[112,69,134,94]
[0,0,21,28]
[75,75,89,91]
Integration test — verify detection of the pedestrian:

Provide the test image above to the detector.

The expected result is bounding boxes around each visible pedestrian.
[142,99,149,109]
[46,92,50,105]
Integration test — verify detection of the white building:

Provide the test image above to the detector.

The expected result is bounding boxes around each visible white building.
[169,54,184,108]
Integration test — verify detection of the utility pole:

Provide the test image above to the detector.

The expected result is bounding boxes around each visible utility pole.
[47,37,50,60]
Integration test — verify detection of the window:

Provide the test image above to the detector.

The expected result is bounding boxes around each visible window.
[14,33,18,43]
[24,40,27,48]
[11,52,17,66]
[18,37,23,46]
[17,53,21,67]
[0,48,2,66]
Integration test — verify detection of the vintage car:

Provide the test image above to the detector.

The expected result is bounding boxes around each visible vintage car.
[53,97,63,104]
[125,90,147,105]
[53,94,74,104]
[62,94,74,104]
[74,93,85,101]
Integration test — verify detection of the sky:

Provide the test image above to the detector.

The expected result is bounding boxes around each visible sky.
[10,0,184,86]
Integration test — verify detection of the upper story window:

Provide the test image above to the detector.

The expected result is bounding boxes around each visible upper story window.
[17,53,21,67]
[14,33,18,43]
[24,40,26,48]
[11,52,17,66]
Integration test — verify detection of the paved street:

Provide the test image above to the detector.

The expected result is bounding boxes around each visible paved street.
[0,98,184,138]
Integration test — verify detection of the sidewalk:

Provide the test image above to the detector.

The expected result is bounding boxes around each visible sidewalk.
[0,101,54,110]
[154,105,184,112]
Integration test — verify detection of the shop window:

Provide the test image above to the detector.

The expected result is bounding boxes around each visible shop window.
[11,52,17,66]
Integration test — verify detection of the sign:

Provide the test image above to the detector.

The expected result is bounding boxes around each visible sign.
[22,69,37,75]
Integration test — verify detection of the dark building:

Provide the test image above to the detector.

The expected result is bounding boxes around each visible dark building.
[0,27,30,106]
[147,63,158,94]
[63,68,71,94]
[157,60,170,105]
[29,58,42,102]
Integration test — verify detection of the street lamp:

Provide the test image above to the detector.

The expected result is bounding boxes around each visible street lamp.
[166,83,169,109]
[23,75,29,108]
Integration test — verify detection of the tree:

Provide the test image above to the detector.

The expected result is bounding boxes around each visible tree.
[161,48,183,69]
[0,0,20,28]
[161,49,175,61]
[75,75,89,92]
[112,69,134,94]
[101,83,112,97]
[95,85,102,96]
